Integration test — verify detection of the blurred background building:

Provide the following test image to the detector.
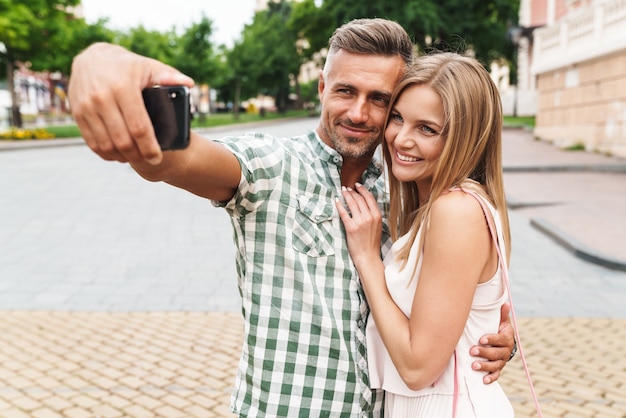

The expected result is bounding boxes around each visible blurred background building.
[518,0,626,158]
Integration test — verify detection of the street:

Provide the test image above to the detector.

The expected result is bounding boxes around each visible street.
[1,118,625,316]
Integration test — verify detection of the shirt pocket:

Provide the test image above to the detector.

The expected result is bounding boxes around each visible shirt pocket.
[292,194,336,257]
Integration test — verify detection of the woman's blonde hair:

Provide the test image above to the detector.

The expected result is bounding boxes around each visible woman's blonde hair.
[383,52,511,265]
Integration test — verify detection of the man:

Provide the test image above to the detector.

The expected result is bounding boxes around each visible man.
[69,18,514,417]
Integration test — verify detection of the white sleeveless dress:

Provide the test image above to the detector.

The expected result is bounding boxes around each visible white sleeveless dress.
[366,192,515,417]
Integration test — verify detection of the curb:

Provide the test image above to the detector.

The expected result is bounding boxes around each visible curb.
[0,137,84,151]
[504,165,626,173]
[530,218,626,272]
[507,197,626,272]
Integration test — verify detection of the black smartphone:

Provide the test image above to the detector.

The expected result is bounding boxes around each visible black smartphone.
[142,85,190,150]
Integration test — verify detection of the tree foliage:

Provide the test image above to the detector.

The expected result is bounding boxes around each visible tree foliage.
[0,0,520,128]
[0,0,115,127]
[116,26,177,65]
[227,0,300,114]
[407,0,519,66]
[1,0,77,57]
[296,0,519,68]
[0,0,117,74]
[172,16,220,85]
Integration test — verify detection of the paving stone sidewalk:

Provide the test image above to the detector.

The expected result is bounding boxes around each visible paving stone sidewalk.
[0,312,624,417]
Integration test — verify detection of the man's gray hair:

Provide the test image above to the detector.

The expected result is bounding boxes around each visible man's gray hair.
[327,18,414,66]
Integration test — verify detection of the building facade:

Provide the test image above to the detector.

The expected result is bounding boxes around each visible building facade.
[523,0,626,157]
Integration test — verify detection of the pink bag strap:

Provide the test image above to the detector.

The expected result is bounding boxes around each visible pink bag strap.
[452,351,459,417]
[454,188,543,417]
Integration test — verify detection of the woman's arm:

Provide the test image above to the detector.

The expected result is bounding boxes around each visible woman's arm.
[337,185,496,390]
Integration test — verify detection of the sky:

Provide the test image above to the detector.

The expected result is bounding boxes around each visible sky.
[80,0,258,47]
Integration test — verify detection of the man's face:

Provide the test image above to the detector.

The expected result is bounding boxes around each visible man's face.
[316,50,406,162]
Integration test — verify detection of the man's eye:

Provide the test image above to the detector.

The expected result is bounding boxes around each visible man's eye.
[373,96,389,107]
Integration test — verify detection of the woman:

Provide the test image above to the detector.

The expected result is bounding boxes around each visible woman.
[336,52,515,417]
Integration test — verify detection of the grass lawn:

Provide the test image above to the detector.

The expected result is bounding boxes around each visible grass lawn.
[503,115,535,129]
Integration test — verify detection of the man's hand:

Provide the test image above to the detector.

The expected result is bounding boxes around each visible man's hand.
[68,43,194,165]
[469,302,515,384]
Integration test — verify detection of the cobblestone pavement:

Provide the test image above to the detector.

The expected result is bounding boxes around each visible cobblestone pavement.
[0,119,625,417]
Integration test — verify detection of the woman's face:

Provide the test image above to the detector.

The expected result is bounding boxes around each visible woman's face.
[384,84,445,189]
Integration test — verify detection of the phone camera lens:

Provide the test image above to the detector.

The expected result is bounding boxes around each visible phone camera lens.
[170,91,178,99]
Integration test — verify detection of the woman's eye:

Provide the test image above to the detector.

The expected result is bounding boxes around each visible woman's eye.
[421,125,437,135]
[390,112,403,123]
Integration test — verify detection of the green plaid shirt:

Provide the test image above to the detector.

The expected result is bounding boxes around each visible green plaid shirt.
[213,130,391,417]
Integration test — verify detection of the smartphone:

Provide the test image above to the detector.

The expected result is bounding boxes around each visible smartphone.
[142,85,190,150]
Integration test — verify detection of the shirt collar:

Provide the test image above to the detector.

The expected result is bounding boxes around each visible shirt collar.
[309,130,384,186]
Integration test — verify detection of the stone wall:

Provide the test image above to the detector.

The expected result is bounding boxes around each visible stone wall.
[534,49,626,158]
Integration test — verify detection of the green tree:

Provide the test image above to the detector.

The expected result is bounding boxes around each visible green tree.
[58,18,115,70]
[0,0,86,127]
[227,0,300,116]
[210,45,236,110]
[28,17,113,75]
[294,0,519,71]
[172,16,221,117]
[401,0,520,66]
[172,16,219,83]
[116,26,177,65]
[225,34,260,119]
[289,0,330,64]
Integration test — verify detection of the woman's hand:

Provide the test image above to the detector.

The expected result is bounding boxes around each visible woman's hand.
[335,183,383,269]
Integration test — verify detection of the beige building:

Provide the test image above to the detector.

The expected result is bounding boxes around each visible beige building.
[523,0,626,157]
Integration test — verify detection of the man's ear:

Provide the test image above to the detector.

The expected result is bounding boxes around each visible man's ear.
[317,69,325,98]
